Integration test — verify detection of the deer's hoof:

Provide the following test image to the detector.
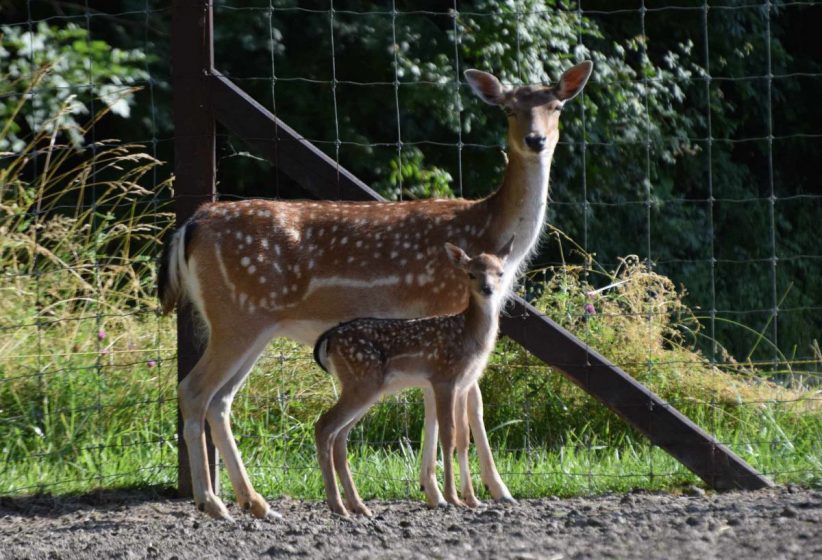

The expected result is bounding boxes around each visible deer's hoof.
[198,496,234,522]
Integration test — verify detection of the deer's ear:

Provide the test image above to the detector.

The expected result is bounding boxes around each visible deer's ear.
[497,235,515,262]
[464,69,507,105]
[556,60,593,102]
[444,242,470,268]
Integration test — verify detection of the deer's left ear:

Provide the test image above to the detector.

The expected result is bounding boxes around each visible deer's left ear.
[497,235,515,262]
[444,242,471,268]
[556,60,593,102]
[464,69,507,105]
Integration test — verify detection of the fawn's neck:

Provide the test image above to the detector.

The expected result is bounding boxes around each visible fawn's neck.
[462,293,503,353]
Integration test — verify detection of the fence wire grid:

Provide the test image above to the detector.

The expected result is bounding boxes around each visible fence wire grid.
[1,0,820,500]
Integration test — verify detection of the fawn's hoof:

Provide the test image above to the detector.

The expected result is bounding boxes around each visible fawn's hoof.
[328,502,350,518]
[347,501,373,517]
[463,495,483,508]
[444,495,467,508]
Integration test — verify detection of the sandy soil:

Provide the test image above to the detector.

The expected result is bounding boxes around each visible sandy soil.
[1,486,820,559]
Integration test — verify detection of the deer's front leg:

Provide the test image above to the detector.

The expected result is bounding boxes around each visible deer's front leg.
[466,383,515,503]
[455,389,481,508]
[434,382,464,508]
[420,387,447,508]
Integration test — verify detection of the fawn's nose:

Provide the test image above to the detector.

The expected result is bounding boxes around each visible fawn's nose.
[481,285,493,296]
[524,134,546,152]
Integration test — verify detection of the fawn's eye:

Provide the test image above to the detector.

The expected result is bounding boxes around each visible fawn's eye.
[468,273,477,280]
[497,272,504,278]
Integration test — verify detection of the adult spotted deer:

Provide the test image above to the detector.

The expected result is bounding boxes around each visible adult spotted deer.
[313,240,512,516]
[159,60,593,520]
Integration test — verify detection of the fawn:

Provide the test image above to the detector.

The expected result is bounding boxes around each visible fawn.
[312,237,514,516]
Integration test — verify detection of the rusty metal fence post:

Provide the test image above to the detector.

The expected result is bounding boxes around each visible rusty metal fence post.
[171,0,218,497]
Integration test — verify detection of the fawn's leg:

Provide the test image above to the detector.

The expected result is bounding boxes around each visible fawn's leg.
[466,383,515,503]
[455,389,480,507]
[333,408,373,516]
[433,382,464,507]
[420,387,447,508]
[315,385,378,517]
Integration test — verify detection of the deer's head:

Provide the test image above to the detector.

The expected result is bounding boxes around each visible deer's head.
[444,236,514,301]
[464,61,593,158]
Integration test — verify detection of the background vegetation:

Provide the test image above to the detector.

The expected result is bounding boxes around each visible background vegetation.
[1,0,819,498]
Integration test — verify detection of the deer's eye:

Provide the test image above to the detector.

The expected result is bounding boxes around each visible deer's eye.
[503,107,515,117]
[468,273,477,280]
[497,272,504,278]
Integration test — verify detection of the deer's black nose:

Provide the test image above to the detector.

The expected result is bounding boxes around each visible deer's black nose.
[524,134,546,152]
[481,285,493,296]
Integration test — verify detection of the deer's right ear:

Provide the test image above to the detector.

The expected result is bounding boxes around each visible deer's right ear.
[464,69,506,105]
[444,242,471,269]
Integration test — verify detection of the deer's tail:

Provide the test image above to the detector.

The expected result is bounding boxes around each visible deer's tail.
[158,221,198,315]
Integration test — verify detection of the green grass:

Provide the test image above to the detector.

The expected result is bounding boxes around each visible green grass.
[1,70,820,500]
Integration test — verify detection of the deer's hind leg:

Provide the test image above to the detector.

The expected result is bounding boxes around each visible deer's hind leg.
[205,327,279,520]
[179,323,271,520]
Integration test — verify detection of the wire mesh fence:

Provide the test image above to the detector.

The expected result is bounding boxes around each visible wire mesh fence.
[1,0,820,500]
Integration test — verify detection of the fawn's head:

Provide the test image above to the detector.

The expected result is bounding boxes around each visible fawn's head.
[444,236,515,302]
[464,61,593,158]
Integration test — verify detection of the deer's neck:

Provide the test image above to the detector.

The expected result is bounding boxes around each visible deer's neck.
[462,295,502,353]
[485,150,552,268]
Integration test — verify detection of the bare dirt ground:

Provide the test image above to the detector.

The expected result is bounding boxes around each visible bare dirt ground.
[1,486,820,559]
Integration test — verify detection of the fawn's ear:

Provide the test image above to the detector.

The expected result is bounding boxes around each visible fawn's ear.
[464,69,507,105]
[556,60,593,102]
[444,242,471,269]
[497,235,516,262]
